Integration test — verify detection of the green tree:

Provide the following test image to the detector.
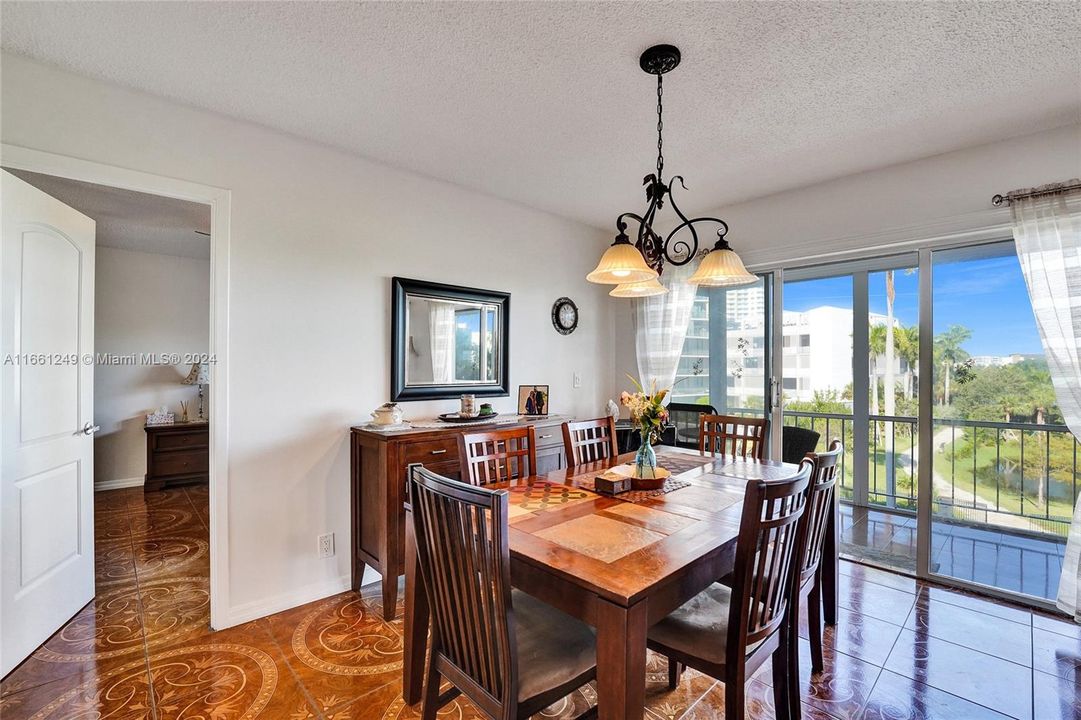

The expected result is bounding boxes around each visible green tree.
[934,325,972,406]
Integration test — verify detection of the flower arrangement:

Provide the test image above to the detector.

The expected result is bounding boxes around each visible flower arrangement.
[620,375,670,444]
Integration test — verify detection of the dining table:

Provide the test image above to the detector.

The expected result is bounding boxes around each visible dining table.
[401,446,827,720]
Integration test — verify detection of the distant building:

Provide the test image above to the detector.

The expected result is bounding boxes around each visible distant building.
[672,293,908,408]
[970,354,1024,368]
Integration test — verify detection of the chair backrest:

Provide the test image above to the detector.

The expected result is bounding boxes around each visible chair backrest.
[699,414,767,460]
[459,426,537,485]
[726,462,811,659]
[663,402,717,448]
[562,417,619,468]
[781,425,821,465]
[795,439,843,589]
[408,464,517,713]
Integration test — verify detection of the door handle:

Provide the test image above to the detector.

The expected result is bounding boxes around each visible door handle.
[81,422,101,436]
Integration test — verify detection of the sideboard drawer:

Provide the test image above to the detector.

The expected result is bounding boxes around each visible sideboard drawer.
[154,430,208,451]
[155,450,209,477]
[533,426,563,449]
[400,437,460,466]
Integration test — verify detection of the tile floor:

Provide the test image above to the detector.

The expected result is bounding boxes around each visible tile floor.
[839,504,1067,601]
[1,487,1079,719]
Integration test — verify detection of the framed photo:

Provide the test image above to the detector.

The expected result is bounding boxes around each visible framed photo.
[517,384,549,416]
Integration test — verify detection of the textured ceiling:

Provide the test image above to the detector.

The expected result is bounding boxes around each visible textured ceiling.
[7,170,211,259]
[3,2,1079,231]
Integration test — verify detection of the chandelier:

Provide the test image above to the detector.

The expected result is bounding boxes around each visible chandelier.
[587,44,757,296]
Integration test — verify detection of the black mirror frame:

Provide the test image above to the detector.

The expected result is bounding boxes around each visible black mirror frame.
[391,277,511,402]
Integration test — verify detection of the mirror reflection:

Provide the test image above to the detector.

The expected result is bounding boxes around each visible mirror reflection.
[405,296,501,386]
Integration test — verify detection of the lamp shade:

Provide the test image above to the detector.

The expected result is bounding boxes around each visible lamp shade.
[586,241,658,284]
[182,362,210,385]
[687,247,758,287]
[609,277,668,297]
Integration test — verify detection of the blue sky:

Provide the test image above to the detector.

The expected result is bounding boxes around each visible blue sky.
[782,254,1043,356]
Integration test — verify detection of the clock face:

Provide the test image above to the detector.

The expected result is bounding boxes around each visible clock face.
[552,297,578,335]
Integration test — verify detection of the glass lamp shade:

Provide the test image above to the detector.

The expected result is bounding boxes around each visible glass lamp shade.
[687,247,758,287]
[586,242,658,284]
[609,277,668,297]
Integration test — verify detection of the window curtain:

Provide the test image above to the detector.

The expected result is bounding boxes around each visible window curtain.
[429,302,455,384]
[1009,181,1081,621]
[633,261,698,395]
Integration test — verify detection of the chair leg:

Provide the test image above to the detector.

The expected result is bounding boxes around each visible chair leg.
[787,613,802,720]
[808,581,825,674]
[667,657,683,691]
[420,644,442,720]
[771,634,792,720]
[725,668,746,720]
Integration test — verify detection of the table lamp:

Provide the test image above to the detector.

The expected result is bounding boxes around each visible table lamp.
[182,362,210,421]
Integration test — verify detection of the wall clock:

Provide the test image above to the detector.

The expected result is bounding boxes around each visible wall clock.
[551,297,578,335]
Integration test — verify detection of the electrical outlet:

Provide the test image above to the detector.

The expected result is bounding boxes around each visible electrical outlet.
[317,532,335,559]
[573,372,582,388]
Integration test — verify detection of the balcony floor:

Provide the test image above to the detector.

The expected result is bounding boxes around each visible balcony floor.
[840,503,1068,601]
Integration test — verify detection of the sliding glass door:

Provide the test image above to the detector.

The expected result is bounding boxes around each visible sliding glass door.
[927,241,1076,601]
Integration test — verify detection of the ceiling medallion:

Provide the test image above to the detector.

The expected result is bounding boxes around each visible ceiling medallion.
[587,44,757,293]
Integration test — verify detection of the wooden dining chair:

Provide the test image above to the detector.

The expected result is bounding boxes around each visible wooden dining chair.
[698,414,768,460]
[458,426,537,485]
[648,461,812,720]
[788,440,843,692]
[407,464,598,720]
[561,417,618,468]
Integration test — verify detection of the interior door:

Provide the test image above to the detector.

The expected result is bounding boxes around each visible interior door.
[1,170,96,676]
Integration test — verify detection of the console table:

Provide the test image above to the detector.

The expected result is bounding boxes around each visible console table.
[144,421,209,492]
[350,415,569,619]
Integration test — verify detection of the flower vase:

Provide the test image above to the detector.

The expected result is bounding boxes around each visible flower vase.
[632,430,663,489]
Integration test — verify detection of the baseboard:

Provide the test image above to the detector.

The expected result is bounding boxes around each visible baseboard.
[95,476,144,491]
[216,574,352,629]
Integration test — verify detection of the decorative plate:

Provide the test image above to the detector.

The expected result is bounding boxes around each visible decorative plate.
[437,412,500,423]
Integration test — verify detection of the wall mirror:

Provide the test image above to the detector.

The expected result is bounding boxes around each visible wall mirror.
[391,277,510,401]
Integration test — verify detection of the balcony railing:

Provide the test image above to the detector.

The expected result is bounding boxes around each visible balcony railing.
[780,410,1081,539]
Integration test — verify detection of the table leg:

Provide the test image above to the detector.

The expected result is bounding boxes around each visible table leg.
[594,598,648,720]
[403,509,429,705]
[821,491,839,626]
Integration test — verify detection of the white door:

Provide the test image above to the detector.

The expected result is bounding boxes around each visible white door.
[1,170,96,676]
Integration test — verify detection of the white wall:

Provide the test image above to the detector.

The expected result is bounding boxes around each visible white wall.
[610,122,1081,401]
[94,247,209,489]
[0,54,614,624]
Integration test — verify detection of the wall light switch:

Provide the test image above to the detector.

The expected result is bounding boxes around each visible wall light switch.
[573,372,582,388]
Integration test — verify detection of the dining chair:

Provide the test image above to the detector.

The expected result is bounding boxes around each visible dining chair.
[561,417,619,468]
[781,425,821,465]
[698,414,768,460]
[648,461,812,720]
[458,426,537,485]
[661,402,716,448]
[408,464,598,720]
[788,440,843,687]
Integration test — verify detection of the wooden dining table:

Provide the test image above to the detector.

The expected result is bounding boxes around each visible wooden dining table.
[401,447,819,720]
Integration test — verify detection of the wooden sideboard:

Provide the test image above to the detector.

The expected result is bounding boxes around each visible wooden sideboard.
[144,421,209,492]
[350,415,569,619]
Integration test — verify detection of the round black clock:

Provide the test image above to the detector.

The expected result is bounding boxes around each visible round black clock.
[551,297,578,335]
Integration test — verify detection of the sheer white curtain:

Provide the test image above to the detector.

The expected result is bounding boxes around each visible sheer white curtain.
[633,261,698,393]
[1009,182,1081,620]
[429,301,456,384]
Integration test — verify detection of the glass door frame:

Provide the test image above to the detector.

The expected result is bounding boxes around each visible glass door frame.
[764,240,1060,612]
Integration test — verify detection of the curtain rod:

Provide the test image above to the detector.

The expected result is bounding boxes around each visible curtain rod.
[991,179,1081,206]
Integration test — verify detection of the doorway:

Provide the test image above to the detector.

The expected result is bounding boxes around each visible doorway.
[0,147,231,679]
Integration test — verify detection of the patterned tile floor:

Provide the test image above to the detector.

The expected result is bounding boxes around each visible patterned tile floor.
[2,487,1080,719]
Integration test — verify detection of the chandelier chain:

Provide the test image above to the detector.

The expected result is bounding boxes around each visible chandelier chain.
[656,73,664,180]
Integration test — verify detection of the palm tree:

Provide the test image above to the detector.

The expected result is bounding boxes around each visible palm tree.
[897,325,920,400]
[934,325,972,406]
